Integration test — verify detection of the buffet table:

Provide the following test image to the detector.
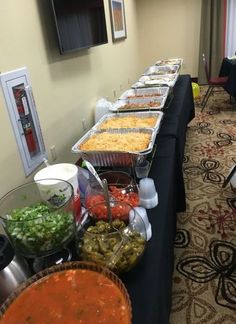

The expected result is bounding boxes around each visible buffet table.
[22,74,194,324]
[72,74,194,324]
[219,57,236,97]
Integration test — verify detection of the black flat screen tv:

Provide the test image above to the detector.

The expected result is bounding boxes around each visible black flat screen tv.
[51,0,108,54]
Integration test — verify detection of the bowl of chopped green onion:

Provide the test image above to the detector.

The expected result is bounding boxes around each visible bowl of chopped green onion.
[0,179,76,258]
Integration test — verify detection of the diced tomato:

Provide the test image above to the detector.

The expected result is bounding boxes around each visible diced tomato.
[109,185,139,207]
[84,184,139,221]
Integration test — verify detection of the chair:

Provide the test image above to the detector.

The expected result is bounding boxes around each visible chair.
[201,53,229,112]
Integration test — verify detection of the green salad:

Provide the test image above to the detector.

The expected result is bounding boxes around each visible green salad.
[5,202,75,257]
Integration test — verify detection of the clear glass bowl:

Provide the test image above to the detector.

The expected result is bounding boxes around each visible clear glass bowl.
[85,171,140,210]
[0,261,132,324]
[76,201,146,274]
[0,179,76,258]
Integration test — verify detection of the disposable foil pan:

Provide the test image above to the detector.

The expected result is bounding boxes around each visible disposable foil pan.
[93,111,164,133]
[118,86,169,100]
[132,74,178,88]
[155,58,183,66]
[143,64,179,76]
[110,96,166,111]
[71,128,156,167]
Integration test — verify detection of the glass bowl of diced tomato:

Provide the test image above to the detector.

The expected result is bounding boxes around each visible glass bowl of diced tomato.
[84,171,139,215]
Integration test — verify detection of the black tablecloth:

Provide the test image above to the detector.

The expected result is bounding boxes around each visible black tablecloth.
[122,76,195,324]
[158,74,195,212]
[122,136,177,324]
[219,58,236,97]
[162,74,195,157]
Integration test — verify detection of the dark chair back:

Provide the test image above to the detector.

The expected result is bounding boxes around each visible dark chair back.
[202,53,210,82]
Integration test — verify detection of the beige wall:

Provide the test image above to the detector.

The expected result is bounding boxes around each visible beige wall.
[136,0,202,77]
[0,0,141,197]
[0,0,201,198]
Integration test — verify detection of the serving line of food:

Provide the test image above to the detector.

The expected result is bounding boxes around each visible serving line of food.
[0,57,186,324]
[71,57,183,166]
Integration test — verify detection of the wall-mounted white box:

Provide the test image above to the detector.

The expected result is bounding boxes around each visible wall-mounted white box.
[1,67,47,176]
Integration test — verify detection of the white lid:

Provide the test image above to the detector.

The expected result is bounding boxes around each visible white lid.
[34,163,78,182]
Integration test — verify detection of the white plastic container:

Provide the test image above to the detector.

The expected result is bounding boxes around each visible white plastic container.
[34,163,79,202]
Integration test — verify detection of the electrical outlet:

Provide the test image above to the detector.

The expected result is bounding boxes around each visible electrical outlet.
[127,78,131,85]
[113,89,117,99]
[50,145,57,161]
[82,118,87,131]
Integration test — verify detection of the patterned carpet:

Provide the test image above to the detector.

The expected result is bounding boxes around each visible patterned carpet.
[169,87,236,324]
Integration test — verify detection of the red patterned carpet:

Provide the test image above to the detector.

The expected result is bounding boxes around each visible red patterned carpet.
[170,87,236,324]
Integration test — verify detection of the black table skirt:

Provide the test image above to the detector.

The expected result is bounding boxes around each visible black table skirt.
[158,74,195,212]
[122,136,177,324]
[159,74,195,162]
[219,58,236,97]
[121,76,195,324]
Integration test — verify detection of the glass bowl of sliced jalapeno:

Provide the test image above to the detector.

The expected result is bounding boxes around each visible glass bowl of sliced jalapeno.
[0,179,76,259]
[76,201,146,274]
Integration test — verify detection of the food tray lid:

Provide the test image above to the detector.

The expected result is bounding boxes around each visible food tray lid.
[71,128,156,155]
[92,111,164,132]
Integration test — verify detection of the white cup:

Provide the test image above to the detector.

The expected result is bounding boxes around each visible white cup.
[135,160,150,178]
[139,178,158,209]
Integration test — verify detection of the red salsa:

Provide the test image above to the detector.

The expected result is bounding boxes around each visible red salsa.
[1,269,131,324]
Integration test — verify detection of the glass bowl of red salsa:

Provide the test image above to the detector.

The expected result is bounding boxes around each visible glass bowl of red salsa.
[0,261,132,324]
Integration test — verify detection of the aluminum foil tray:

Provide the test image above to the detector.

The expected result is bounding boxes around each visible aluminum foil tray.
[93,111,164,133]
[71,128,156,167]
[143,64,179,76]
[111,96,166,111]
[118,86,169,100]
[132,74,178,88]
[155,58,183,66]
